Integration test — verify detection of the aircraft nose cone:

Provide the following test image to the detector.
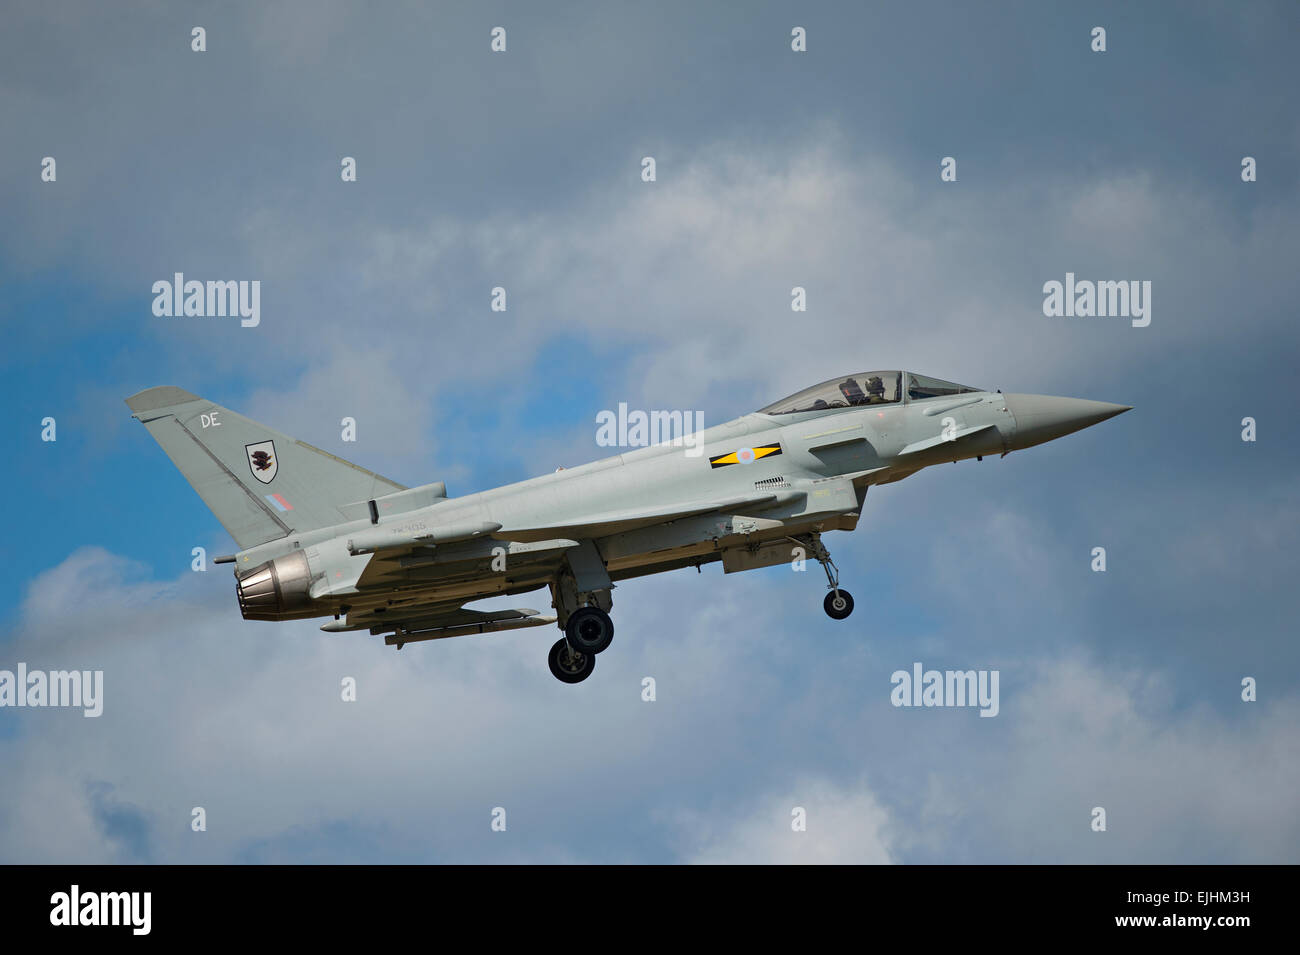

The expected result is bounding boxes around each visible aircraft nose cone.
[1003,394,1131,450]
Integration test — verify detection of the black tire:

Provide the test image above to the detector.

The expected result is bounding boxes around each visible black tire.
[564,606,615,654]
[548,638,595,684]
[824,589,854,620]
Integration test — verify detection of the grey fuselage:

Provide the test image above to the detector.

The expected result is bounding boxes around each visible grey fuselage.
[230,389,1088,634]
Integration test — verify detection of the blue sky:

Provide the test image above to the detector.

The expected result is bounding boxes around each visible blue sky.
[2,0,1297,863]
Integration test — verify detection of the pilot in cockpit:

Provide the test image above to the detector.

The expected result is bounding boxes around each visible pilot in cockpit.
[864,376,887,403]
[838,378,868,406]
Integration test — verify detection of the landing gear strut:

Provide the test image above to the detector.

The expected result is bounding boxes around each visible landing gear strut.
[805,532,854,620]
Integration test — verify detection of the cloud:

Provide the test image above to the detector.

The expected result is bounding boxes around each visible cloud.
[947,657,1300,864]
[0,547,806,862]
[2,547,1296,864]
[86,780,154,863]
[670,776,895,865]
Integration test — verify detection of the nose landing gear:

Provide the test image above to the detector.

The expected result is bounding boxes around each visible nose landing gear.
[824,589,854,620]
[805,532,854,620]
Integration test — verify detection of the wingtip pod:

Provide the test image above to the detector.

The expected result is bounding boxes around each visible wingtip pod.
[124,386,202,417]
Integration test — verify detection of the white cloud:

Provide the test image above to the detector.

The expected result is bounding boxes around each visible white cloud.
[0,547,806,862]
[672,776,895,865]
[4,546,1296,863]
[960,657,1300,863]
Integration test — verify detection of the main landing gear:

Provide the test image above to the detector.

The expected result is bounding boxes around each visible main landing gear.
[548,572,615,684]
[565,605,615,654]
[548,637,596,684]
[806,532,854,620]
[546,606,614,684]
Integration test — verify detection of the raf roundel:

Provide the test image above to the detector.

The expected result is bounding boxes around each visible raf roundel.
[708,443,783,469]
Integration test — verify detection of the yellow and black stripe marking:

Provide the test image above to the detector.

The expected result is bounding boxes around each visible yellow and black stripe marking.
[709,443,783,469]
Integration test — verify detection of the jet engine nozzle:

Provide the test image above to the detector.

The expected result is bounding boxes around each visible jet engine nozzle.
[235,550,316,620]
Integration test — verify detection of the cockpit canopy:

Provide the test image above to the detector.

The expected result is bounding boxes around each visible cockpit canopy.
[759,371,981,415]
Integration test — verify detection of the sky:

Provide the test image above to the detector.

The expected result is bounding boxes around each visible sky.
[1,0,1297,863]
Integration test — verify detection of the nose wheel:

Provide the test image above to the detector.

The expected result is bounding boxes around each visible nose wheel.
[796,532,855,620]
[824,589,854,619]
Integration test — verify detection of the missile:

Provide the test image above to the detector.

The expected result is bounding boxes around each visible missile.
[321,607,554,638]
[383,612,557,648]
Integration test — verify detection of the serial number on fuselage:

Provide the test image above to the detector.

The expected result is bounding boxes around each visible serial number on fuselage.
[388,520,428,535]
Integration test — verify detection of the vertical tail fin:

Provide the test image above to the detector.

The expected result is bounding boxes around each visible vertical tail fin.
[125,386,405,549]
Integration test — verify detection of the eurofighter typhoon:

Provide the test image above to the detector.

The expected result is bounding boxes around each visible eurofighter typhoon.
[126,373,1130,683]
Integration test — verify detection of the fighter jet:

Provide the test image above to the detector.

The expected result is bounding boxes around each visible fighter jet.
[125,373,1130,683]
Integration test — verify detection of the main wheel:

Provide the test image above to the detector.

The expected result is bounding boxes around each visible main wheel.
[548,638,595,684]
[564,606,615,654]
[824,589,854,620]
